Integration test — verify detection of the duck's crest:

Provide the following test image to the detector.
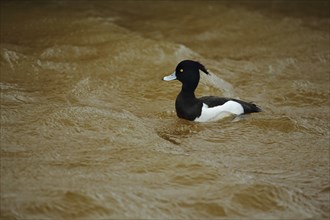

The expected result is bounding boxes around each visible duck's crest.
[196,61,209,75]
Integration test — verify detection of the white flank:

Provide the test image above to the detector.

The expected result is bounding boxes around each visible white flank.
[195,101,244,122]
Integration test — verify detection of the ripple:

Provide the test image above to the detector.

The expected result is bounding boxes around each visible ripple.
[40,45,99,61]
[247,115,299,133]
[230,183,321,218]
[24,191,111,218]
[177,201,226,217]
[156,120,202,145]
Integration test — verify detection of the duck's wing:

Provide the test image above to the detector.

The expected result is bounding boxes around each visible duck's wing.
[199,96,230,107]
[199,96,261,114]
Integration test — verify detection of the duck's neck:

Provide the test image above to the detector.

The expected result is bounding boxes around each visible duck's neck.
[181,83,197,96]
[180,85,197,99]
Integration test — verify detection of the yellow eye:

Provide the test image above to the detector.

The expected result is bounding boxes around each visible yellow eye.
[180,69,183,72]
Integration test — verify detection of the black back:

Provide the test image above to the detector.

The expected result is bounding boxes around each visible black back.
[199,96,261,113]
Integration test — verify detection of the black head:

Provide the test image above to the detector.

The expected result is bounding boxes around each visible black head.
[163,60,209,92]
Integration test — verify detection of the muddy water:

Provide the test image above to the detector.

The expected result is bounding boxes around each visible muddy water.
[1,1,329,219]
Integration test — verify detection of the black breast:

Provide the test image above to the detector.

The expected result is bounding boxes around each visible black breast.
[175,93,203,121]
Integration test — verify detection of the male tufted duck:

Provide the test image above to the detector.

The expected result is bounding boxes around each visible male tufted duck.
[163,60,261,122]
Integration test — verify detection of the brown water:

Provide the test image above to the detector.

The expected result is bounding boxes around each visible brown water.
[1,1,329,219]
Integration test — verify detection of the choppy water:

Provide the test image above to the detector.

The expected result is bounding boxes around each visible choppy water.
[1,1,329,219]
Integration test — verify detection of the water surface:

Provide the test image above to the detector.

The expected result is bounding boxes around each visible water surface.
[1,1,329,219]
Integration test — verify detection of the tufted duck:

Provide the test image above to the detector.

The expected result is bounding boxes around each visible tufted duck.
[163,60,261,122]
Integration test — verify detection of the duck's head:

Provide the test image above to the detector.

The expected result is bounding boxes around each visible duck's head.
[163,60,209,91]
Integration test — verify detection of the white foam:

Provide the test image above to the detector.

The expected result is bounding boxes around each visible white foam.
[200,71,234,97]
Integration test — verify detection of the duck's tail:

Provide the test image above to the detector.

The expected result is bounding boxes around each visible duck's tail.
[232,99,262,114]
